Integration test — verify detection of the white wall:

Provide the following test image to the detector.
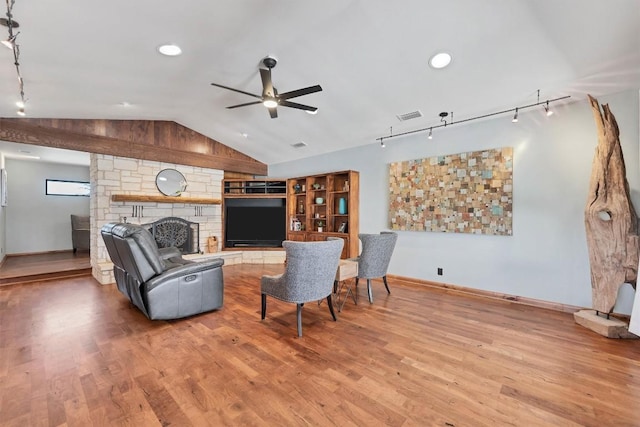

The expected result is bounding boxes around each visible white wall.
[269,90,640,314]
[4,159,90,254]
[0,154,5,260]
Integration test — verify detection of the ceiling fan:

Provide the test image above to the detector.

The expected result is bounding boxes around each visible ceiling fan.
[210,56,322,119]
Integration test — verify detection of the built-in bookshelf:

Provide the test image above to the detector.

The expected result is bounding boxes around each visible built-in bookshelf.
[286,170,359,259]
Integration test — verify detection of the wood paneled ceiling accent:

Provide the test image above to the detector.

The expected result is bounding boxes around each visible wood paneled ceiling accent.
[0,118,267,175]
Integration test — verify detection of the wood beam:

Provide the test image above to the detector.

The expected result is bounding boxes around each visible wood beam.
[0,119,267,175]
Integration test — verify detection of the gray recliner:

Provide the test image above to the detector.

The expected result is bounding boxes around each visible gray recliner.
[352,231,398,303]
[261,239,343,337]
[101,222,224,320]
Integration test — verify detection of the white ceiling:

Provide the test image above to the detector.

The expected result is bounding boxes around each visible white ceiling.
[0,0,638,167]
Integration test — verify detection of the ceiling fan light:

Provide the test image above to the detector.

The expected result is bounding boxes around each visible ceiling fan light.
[263,99,278,108]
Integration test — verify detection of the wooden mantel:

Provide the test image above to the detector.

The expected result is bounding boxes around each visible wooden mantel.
[111,194,221,204]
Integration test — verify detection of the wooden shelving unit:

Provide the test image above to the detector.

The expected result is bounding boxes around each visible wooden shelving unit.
[287,170,359,259]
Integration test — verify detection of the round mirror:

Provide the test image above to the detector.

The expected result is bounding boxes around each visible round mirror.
[156,169,187,196]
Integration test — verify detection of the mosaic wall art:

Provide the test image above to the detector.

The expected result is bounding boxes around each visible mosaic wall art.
[389,147,513,235]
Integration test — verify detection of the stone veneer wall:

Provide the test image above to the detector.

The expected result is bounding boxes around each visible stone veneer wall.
[90,153,226,284]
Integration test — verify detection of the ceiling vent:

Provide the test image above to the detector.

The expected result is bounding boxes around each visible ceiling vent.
[396,110,423,121]
[291,142,307,148]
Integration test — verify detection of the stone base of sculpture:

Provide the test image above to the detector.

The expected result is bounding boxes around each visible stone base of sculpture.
[574,309,638,339]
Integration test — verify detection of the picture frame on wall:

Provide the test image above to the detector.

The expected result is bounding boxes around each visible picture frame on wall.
[1,168,6,206]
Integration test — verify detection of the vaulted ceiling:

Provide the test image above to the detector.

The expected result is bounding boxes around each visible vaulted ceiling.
[0,1,638,166]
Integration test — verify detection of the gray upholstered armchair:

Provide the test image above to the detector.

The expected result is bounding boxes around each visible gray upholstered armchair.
[261,239,343,337]
[70,214,90,253]
[101,222,224,320]
[353,231,398,303]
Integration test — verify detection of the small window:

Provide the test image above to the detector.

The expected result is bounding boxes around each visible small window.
[45,179,90,197]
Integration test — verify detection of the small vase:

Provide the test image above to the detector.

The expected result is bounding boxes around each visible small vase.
[338,197,347,215]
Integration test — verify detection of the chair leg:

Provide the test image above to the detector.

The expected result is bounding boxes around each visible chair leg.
[367,279,373,304]
[261,294,267,320]
[383,275,391,294]
[326,295,337,321]
[296,303,303,337]
[354,277,359,304]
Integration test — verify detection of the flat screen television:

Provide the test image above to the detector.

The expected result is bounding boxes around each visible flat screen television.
[225,204,286,248]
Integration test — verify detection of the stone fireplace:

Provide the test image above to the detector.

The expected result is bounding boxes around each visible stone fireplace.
[90,153,223,284]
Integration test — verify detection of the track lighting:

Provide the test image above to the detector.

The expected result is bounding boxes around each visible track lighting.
[1,32,17,49]
[380,140,386,148]
[1,1,27,116]
[376,91,570,145]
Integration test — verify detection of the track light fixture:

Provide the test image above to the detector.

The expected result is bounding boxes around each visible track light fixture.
[1,0,27,116]
[380,140,386,148]
[544,101,554,117]
[376,91,569,145]
[1,31,16,49]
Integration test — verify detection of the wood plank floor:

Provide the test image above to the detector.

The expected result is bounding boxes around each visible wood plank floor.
[0,251,91,286]
[0,264,639,426]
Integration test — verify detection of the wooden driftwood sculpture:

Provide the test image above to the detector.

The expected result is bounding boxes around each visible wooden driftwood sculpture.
[585,95,639,314]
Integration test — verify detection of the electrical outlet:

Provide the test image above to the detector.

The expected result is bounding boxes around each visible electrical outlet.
[437,267,443,276]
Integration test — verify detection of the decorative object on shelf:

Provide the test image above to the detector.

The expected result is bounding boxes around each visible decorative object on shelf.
[317,220,324,232]
[298,201,305,214]
[338,197,347,214]
[155,169,187,196]
[312,183,321,190]
[315,197,324,204]
[344,181,349,191]
[338,222,347,233]
[294,183,301,193]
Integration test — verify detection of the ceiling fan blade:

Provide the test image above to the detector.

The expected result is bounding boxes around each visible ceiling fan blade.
[268,107,278,119]
[259,68,275,98]
[279,100,317,112]
[227,101,263,109]
[210,82,262,99]
[278,85,323,100]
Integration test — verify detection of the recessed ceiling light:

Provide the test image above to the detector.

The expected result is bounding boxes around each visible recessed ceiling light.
[119,101,132,107]
[241,132,249,138]
[158,44,182,56]
[429,52,452,69]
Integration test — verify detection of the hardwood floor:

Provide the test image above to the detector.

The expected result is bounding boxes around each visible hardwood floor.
[0,263,639,426]
[0,251,91,286]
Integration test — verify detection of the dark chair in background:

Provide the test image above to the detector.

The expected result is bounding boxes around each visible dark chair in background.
[261,239,343,337]
[352,231,398,303]
[70,214,90,253]
[101,222,224,320]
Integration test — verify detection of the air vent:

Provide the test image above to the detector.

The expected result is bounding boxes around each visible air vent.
[291,142,307,148]
[397,110,423,121]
